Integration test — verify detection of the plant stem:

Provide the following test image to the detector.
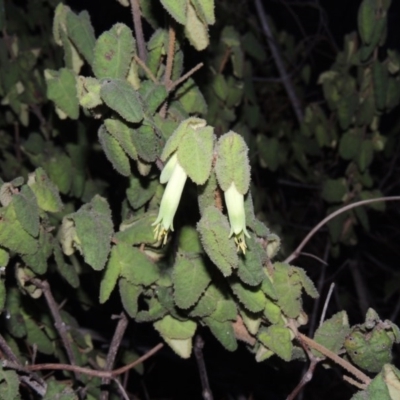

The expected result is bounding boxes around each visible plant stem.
[129,0,147,62]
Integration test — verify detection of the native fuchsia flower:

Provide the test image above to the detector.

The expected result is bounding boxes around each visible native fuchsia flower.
[224,181,250,254]
[152,153,187,244]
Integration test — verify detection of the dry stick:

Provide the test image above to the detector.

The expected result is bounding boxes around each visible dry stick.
[100,313,129,400]
[133,54,157,83]
[254,0,304,124]
[129,0,147,62]
[169,62,204,92]
[7,343,164,378]
[287,355,319,400]
[285,196,400,264]
[112,378,130,400]
[194,335,214,400]
[297,333,371,386]
[319,283,335,327]
[32,279,78,379]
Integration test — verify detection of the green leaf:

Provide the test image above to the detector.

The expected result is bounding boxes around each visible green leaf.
[22,228,53,274]
[99,245,122,303]
[258,326,293,361]
[160,0,188,24]
[104,118,138,161]
[126,175,158,209]
[45,153,73,195]
[0,204,38,255]
[313,311,351,357]
[339,131,362,160]
[139,81,168,115]
[100,78,144,123]
[119,278,142,318]
[136,297,167,322]
[177,126,214,185]
[208,299,237,322]
[263,297,282,324]
[0,248,10,268]
[98,124,131,177]
[116,212,158,246]
[13,185,39,237]
[5,289,27,338]
[70,195,113,271]
[93,23,135,79]
[373,61,389,111]
[115,242,160,286]
[0,279,5,316]
[215,131,251,194]
[273,262,303,318]
[154,315,197,340]
[191,0,215,24]
[54,244,79,288]
[43,378,78,400]
[175,78,207,115]
[321,178,347,203]
[24,316,54,355]
[197,206,239,277]
[45,68,79,119]
[0,366,20,400]
[173,253,211,309]
[190,283,224,318]
[357,139,374,171]
[66,10,96,65]
[28,168,63,213]
[178,226,203,253]
[184,2,209,51]
[230,279,266,313]
[131,123,159,162]
[237,236,264,286]
[358,0,376,45]
[203,317,237,351]
[241,31,266,61]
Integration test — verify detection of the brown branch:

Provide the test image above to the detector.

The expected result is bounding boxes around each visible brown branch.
[169,62,204,92]
[129,0,147,62]
[297,333,371,386]
[133,54,157,83]
[31,279,78,379]
[194,335,214,400]
[287,357,318,400]
[285,196,400,264]
[4,343,164,378]
[100,313,129,400]
[164,23,176,89]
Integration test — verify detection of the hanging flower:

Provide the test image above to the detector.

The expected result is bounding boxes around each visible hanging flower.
[152,153,187,244]
[224,181,250,253]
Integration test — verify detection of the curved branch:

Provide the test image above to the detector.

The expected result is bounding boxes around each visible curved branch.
[285,196,400,264]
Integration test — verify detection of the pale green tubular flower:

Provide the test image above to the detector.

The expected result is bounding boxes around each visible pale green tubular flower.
[224,181,250,254]
[152,153,187,245]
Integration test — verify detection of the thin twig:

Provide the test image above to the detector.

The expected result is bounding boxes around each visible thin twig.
[194,335,214,400]
[32,279,78,379]
[3,343,164,378]
[254,0,304,124]
[319,283,335,327]
[113,378,130,400]
[129,0,147,62]
[297,333,371,386]
[285,196,400,264]
[164,23,176,90]
[169,62,204,91]
[134,54,157,83]
[100,313,129,400]
[286,356,318,400]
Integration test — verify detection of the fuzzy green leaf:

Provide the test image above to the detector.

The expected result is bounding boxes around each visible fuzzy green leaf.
[230,279,266,313]
[184,2,209,51]
[66,10,96,65]
[27,168,63,213]
[13,185,39,237]
[175,78,207,115]
[100,79,144,123]
[197,206,239,277]
[321,178,347,203]
[119,278,142,318]
[173,253,211,309]
[25,316,54,355]
[93,23,135,79]
[22,229,53,274]
[71,195,113,271]
[104,118,138,160]
[45,68,79,119]
[0,366,20,400]
[45,153,73,195]
[258,326,293,361]
[313,311,351,357]
[53,244,79,288]
[358,139,374,172]
[191,0,215,24]
[203,317,237,351]
[99,245,122,303]
[177,126,214,184]
[98,124,131,176]
[160,0,188,24]
[215,131,250,194]
[154,315,197,340]
[190,284,224,318]
[116,212,158,246]
[43,378,78,400]
[0,204,38,255]
[139,81,168,115]
[131,123,159,162]
[237,236,264,286]
[115,242,160,286]
[208,299,237,322]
